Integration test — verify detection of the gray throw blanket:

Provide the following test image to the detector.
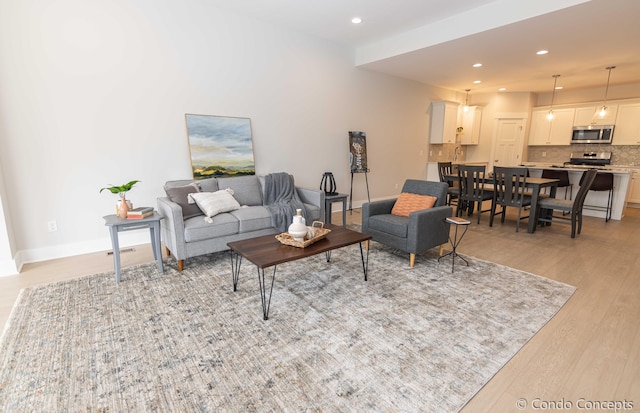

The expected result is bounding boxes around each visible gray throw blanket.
[263,172,309,232]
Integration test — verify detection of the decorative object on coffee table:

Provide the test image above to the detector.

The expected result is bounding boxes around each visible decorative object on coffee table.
[100,180,140,218]
[287,208,307,241]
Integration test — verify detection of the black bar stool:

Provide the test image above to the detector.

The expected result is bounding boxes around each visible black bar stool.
[580,171,613,222]
[542,169,572,200]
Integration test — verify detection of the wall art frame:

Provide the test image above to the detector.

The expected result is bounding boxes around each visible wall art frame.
[185,114,256,179]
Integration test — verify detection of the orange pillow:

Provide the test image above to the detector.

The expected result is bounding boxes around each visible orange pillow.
[391,192,438,217]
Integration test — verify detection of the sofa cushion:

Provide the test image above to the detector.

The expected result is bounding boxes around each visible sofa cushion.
[391,192,437,217]
[164,183,202,219]
[184,213,239,242]
[196,177,219,192]
[368,214,409,238]
[229,206,273,232]
[217,175,263,206]
[188,189,241,221]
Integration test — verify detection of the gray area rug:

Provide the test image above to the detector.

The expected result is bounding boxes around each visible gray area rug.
[0,243,575,412]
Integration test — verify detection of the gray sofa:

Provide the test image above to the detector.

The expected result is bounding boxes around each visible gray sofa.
[361,180,453,267]
[157,174,324,271]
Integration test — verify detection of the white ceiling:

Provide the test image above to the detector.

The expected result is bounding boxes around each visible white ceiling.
[208,0,640,95]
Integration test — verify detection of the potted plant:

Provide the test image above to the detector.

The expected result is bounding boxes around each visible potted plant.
[100,180,140,218]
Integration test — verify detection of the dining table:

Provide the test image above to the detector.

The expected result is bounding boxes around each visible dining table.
[444,173,560,233]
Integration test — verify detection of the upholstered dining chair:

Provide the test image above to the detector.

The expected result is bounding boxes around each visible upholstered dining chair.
[456,164,493,224]
[361,179,453,267]
[536,169,598,238]
[437,161,459,206]
[490,166,532,232]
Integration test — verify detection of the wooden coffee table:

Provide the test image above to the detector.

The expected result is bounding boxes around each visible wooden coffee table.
[227,224,372,320]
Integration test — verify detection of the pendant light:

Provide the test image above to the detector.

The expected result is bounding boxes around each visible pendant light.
[595,66,616,119]
[463,89,471,112]
[546,74,560,121]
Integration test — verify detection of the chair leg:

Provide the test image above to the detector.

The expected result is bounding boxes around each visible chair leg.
[439,244,444,256]
[409,253,416,268]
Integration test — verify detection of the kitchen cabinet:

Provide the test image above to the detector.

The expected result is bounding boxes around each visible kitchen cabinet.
[627,170,640,204]
[459,106,482,145]
[430,100,459,144]
[573,105,618,126]
[528,108,574,145]
[612,103,640,145]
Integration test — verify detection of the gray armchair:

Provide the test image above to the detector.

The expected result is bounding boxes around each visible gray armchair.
[362,180,453,267]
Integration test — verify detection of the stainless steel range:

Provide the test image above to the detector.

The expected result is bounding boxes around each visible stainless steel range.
[567,151,612,167]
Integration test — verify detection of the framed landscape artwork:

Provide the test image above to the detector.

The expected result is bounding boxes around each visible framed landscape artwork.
[185,114,256,179]
[348,131,368,173]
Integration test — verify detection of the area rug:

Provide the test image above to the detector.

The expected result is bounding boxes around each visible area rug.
[0,244,575,412]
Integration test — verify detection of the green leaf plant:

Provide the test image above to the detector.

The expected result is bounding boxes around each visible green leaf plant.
[99,180,140,198]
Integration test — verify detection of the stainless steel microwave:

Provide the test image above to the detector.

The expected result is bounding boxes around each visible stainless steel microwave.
[571,125,614,144]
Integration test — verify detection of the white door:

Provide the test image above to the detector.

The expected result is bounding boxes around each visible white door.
[493,118,524,168]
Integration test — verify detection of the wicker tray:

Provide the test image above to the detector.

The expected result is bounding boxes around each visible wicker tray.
[276,222,331,248]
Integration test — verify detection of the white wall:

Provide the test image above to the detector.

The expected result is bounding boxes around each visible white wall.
[0,0,442,273]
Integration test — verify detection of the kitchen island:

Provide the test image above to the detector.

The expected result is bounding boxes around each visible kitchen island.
[524,164,630,221]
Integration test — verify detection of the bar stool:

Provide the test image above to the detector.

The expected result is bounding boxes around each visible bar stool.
[542,169,572,200]
[580,171,613,222]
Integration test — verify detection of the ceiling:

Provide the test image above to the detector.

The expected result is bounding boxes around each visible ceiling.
[208,0,640,95]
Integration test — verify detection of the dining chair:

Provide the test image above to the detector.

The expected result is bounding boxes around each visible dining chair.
[580,171,614,222]
[456,164,493,224]
[490,166,532,232]
[536,169,598,238]
[437,161,459,206]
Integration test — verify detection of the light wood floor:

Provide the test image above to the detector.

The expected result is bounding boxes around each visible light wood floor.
[2,206,639,411]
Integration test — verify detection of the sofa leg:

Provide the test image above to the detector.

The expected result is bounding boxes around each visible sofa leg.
[439,244,445,256]
[178,259,184,271]
[409,253,415,268]
[165,247,171,257]
[365,240,370,250]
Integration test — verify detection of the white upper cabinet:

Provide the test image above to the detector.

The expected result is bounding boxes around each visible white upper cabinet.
[459,106,482,145]
[574,105,618,126]
[613,103,640,145]
[529,108,575,145]
[430,101,459,144]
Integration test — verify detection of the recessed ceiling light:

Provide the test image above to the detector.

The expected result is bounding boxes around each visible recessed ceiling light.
[473,80,481,84]
[351,17,362,24]
[472,63,482,68]
[499,87,506,91]
[536,50,549,55]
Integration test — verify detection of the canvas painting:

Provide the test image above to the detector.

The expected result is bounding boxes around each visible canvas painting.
[185,114,255,179]
[348,131,368,173]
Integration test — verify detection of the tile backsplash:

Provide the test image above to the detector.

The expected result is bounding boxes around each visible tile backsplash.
[528,145,640,166]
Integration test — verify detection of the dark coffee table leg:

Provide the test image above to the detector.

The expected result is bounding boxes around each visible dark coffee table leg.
[230,251,243,291]
[258,266,277,320]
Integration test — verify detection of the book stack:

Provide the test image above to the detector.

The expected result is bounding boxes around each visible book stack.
[127,206,154,219]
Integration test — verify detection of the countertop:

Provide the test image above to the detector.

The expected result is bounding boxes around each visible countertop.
[520,162,635,174]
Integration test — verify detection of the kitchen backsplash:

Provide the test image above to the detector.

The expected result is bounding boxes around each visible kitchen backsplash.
[528,145,640,166]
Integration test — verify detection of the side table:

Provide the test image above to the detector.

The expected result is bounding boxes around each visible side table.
[438,216,470,273]
[103,213,165,282]
[324,193,349,227]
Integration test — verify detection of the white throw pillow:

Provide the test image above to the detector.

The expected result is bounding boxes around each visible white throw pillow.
[188,188,241,222]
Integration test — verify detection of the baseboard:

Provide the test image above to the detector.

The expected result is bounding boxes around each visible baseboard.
[0,258,19,277]
[10,231,153,272]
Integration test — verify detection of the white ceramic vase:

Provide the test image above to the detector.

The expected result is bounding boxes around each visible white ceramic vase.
[288,209,307,241]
